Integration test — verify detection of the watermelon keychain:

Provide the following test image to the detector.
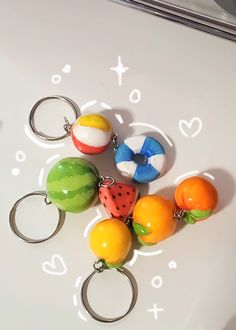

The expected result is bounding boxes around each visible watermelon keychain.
[11,93,219,323]
[9,157,139,243]
[29,95,167,183]
[9,162,218,322]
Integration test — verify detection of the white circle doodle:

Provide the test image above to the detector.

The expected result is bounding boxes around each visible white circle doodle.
[129,89,141,104]
[15,150,26,162]
[24,125,65,149]
[38,168,45,187]
[11,168,20,176]
[100,102,112,110]
[168,260,177,269]
[129,249,163,267]
[62,64,71,74]
[151,276,163,289]
[174,170,199,185]
[203,172,215,181]
[115,113,124,124]
[51,74,62,85]
[129,122,173,147]
[73,275,88,322]
[83,209,102,238]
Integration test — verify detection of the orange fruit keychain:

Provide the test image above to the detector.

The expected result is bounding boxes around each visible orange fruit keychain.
[10,95,219,322]
[82,175,218,322]
[9,156,218,322]
[132,176,218,245]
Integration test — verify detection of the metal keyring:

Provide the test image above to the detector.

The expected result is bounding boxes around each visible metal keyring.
[81,260,138,323]
[9,191,66,243]
[98,176,115,188]
[29,95,80,141]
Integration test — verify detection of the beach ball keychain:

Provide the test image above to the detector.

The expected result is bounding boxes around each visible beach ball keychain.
[29,95,167,183]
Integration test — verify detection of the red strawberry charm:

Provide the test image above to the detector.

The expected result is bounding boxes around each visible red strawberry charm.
[99,178,139,221]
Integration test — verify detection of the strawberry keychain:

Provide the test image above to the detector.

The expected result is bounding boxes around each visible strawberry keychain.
[29,95,167,183]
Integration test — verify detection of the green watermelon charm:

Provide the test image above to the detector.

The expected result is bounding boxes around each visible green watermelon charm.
[99,180,139,221]
[46,157,99,213]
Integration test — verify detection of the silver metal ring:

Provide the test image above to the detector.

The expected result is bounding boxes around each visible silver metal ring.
[98,176,115,188]
[29,95,80,141]
[81,261,138,322]
[9,191,66,243]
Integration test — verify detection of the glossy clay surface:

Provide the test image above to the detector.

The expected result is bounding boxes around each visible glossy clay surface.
[115,135,166,183]
[174,176,218,223]
[99,181,139,221]
[89,218,132,267]
[46,157,99,213]
[3,1,236,329]
[132,195,176,245]
[71,113,113,154]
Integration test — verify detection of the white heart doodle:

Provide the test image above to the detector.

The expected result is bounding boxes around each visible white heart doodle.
[42,254,67,276]
[179,117,202,138]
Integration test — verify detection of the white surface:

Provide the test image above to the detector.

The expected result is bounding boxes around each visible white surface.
[1,0,236,329]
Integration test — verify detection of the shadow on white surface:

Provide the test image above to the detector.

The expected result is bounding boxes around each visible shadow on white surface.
[223,315,236,330]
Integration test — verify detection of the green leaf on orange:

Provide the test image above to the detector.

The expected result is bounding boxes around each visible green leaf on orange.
[190,209,212,219]
[105,261,123,269]
[132,223,150,236]
[138,237,156,246]
[183,212,196,224]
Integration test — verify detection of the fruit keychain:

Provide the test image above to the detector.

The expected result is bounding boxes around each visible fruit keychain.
[81,175,218,321]
[11,95,219,322]
[29,95,166,183]
[10,160,218,322]
[132,176,218,245]
[9,157,139,243]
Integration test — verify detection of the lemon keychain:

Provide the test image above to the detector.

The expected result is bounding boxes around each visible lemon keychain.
[10,154,218,322]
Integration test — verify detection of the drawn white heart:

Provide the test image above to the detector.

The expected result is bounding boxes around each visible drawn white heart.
[179,117,202,138]
[42,254,67,276]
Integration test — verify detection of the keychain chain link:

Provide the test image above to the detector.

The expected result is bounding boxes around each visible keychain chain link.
[93,259,107,273]
[173,209,186,221]
[63,116,73,133]
[44,196,52,206]
[112,132,119,150]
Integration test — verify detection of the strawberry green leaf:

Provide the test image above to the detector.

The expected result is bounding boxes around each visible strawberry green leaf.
[183,212,196,224]
[138,237,156,246]
[190,209,212,219]
[133,223,150,236]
